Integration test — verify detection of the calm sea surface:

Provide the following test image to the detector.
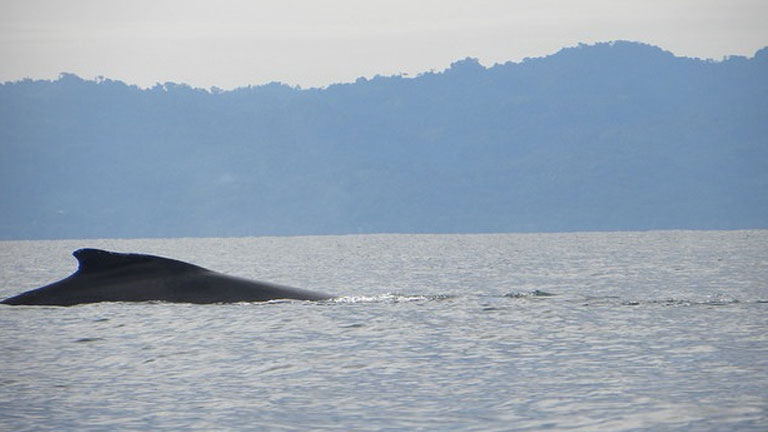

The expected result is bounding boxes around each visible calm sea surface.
[1,231,767,431]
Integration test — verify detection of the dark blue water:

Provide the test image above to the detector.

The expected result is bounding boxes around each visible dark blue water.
[1,231,767,431]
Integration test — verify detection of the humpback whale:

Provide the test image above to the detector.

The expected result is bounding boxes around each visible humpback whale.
[1,248,333,306]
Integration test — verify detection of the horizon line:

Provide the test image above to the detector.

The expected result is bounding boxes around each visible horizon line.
[3,40,766,92]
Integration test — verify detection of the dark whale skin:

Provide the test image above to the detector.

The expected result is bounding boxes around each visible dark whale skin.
[1,249,333,306]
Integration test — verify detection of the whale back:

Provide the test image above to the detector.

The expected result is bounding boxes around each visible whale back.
[73,248,206,275]
[2,249,333,305]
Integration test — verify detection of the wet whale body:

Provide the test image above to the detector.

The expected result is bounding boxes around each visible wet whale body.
[1,248,333,306]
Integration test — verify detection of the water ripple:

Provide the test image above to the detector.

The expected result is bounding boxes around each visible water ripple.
[1,231,767,431]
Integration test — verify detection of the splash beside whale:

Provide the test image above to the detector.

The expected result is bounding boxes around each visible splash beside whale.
[1,248,333,306]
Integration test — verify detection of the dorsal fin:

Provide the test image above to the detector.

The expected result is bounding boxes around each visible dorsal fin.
[73,248,205,274]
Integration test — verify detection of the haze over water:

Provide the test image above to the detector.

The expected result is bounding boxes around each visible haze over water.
[1,231,766,431]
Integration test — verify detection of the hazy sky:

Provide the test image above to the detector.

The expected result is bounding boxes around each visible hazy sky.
[1,0,766,89]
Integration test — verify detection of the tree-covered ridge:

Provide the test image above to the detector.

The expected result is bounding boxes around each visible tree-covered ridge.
[1,41,766,239]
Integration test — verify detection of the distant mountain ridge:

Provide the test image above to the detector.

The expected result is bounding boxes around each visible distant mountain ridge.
[1,41,766,239]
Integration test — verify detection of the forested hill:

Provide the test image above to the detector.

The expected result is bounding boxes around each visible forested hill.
[1,41,767,239]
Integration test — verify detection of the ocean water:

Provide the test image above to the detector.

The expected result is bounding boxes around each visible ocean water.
[1,231,767,431]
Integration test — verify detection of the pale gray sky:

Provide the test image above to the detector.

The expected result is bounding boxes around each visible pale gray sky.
[1,0,766,89]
